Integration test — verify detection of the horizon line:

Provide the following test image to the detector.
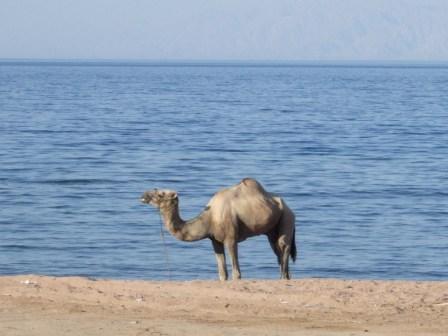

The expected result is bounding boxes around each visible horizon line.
[2,58,448,69]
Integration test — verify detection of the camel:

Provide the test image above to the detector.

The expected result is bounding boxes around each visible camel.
[140,178,296,280]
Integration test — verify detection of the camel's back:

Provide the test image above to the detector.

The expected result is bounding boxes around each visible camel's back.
[207,178,282,234]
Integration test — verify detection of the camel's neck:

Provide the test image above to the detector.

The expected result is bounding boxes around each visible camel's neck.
[159,202,210,242]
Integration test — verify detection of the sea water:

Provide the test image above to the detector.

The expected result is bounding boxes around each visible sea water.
[1,61,447,280]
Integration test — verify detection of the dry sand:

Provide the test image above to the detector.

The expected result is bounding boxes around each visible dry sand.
[0,275,447,336]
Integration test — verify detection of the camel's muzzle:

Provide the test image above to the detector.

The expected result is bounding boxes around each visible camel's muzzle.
[140,192,152,204]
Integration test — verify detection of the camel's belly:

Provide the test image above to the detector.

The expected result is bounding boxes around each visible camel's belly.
[237,213,281,240]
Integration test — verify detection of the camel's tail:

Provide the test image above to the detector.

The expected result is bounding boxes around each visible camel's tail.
[290,228,297,262]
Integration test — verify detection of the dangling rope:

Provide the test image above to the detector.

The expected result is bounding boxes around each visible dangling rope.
[158,212,172,280]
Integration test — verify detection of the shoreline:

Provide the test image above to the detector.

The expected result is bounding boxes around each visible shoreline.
[1,275,447,336]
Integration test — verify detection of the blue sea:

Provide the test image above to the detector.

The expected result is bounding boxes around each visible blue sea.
[1,61,447,280]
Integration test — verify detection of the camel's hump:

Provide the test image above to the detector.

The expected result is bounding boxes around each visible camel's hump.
[209,178,268,204]
[239,178,267,193]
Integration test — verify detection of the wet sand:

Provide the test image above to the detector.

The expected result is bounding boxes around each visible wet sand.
[1,275,447,336]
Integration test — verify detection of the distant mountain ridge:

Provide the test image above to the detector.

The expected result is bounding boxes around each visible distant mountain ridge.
[1,0,447,60]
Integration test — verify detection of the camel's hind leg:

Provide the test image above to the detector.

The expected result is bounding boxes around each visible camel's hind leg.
[268,229,291,279]
[279,240,291,279]
[277,202,296,280]
[211,239,228,281]
[267,230,281,265]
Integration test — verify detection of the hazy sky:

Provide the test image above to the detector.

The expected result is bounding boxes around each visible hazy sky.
[1,0,447,61]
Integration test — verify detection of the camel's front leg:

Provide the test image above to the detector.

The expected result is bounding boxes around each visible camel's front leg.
[211,239,228,281]
[226,241,241,280]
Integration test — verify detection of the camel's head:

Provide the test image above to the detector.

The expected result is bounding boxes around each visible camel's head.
[140,189,178,208]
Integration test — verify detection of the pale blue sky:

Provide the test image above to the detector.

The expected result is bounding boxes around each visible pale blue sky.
[1,0,447,60]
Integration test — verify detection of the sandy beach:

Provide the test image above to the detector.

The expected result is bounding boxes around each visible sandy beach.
[0,275,447,336]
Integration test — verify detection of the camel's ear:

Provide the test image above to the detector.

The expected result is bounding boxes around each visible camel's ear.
[156,191,164,198]
[169,192,178,199]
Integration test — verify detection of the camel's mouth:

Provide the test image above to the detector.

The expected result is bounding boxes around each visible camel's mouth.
[140,192,152,204]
